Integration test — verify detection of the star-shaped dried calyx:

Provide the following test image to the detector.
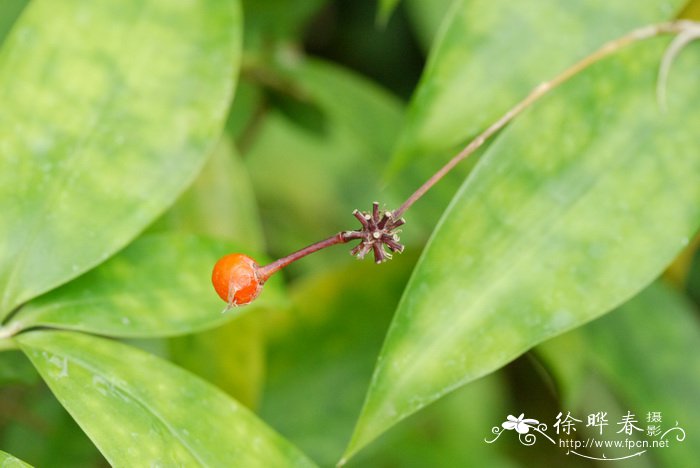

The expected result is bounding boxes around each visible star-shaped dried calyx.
[344,202,405,264]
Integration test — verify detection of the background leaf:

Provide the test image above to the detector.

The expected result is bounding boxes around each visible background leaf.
[242,0,327,50]
[378,0,401,25]
[346,37,700,456]
[579,283,700,466]
[150,138,264,251]
[16,331,316,467]
[537,282,700,465]
[346,373,516,467]
[259,257,415,465]
[244,58,406,273]
[404,0,456,50]
[7,233,278,337]
[0,0,27,47]
[0,0,241,318]
[0,381,104,467]
[168,312,265,409]
[0,351,38,386]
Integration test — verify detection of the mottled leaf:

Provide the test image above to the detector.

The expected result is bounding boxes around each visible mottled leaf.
[346,38,700,457]
[0,0,241,318]
[8,233,277,337]
[17,331,316,467]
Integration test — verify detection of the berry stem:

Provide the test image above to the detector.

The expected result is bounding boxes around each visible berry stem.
[392,20,693,219]
[257,231,364,281]
[256,19,696,273]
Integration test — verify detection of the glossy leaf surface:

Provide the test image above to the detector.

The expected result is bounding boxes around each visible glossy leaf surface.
[0,0,241,318]
[9,234,273,337]
[17,331,316,467]
[347,38,700,456]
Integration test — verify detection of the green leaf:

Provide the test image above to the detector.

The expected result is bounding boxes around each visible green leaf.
[16,331,316,467]
[389,0,686,174]
[0,0,242,318]
[8,233,276,337]
[346,38,700,457]
[579,283,700,466]
[0,449,32,467]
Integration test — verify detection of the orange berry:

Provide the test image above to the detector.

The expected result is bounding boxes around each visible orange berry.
[211,253,262,306]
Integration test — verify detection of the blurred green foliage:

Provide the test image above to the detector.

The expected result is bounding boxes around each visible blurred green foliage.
[1,0,699,466]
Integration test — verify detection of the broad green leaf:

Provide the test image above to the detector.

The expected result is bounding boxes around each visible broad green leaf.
[17,331,316,467]
[260,256,415,465]
[7,233,277,337]
[0,0,241,318]
[0,450,31,468]
[389,0,686,174]
[150,137,264,251]
[580,283,700,466]
[169,312,265,409]
[346,39,700,457]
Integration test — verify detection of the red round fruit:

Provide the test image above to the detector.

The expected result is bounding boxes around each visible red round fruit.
[211,253,262,306]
